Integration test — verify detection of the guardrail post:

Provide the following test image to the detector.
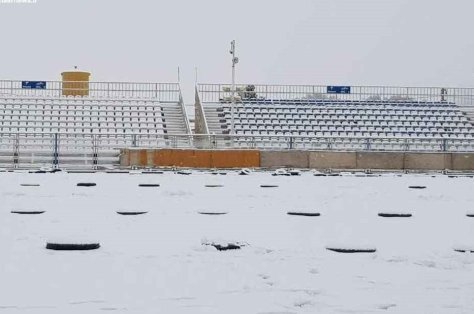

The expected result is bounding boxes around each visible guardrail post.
[13,133,19,168]
[92,135,99,170]
[52,133,59,169]
[211,134,217,149]
[132,134,137,147]
[173,135,178,148]
[404,139,409,151]
[289,136,294,150]
[442,139,447,152]
[365,138,371,150]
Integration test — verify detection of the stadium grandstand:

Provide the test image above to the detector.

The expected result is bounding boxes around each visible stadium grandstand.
[2,74,474,170]
[195,84,474,152]
[0,71,190,168]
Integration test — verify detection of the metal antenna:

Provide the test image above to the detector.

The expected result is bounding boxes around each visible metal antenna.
[230,40,239,134]
[177,66,181,83]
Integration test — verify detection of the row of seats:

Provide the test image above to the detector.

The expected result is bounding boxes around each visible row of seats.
[0,96,162,106]
[217,113,473,135]
[231,123,473,133]
[223,121,472,130]
[0,96,189,135]
[0,116,166,124]
[222,114,471,125]
[0,127,165,135]
[222,98,457,106]
[203,100,474,149]
[0,135,190,151]
[221,106,467,118]
[227,118,470,128]
[0,105,175,115]
[232,129,473,138]
[222,111,465,120]
[0,108,165,115]
[220,105,460,114]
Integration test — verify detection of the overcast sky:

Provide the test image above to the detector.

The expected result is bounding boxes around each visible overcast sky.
[0,0,473,102]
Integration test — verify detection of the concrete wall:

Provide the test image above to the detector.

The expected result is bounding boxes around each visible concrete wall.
[308,151,456,170]
[120,148,474,170]
[260,151,309,168]
[452,153,474,170]
[356,152,404,169]
[309,152,357,169]
[404,153,451,170]
[119,149,130,167]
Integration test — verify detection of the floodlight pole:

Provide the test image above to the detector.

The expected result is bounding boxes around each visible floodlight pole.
[230,40,238,134]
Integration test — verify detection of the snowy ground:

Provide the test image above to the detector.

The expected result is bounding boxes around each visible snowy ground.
[1,170,474,314]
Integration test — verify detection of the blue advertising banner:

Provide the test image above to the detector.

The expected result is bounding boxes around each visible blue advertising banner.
[21,81,46,89]
[327,86,351,94]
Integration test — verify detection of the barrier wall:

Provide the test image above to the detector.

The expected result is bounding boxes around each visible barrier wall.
[309,152,357,169]
[122,148,260,168]
[153,149,212,168]
[211,150,260,168]
[260,151,309,168]
[451,153,474,170]
[120,148,474,170]
[404,153,451,170]
[356,152,404,169]
[120,149,130,167]
[126,149,147,167]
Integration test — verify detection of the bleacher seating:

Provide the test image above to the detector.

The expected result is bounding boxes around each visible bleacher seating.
[0,95,187,135]
[0,93,190,168]
[202,99,474,151]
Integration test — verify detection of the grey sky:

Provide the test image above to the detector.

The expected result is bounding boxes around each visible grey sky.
[0,0,473,102]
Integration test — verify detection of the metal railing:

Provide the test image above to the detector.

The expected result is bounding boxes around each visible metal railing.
[179,89,192,134]
[189,134,473,152]
[197,84,474,107]
[0,80,182,101]
[1,132,473,169]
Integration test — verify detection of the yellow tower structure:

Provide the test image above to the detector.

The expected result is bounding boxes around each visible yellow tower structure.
[61,69,90,96]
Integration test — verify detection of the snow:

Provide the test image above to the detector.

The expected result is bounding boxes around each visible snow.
[1,170,474,313]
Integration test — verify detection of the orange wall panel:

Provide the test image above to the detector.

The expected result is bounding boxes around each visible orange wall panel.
[123,149,260,168]
[139,150,148,166]
[153,149,212,168]
[211,150,260,168]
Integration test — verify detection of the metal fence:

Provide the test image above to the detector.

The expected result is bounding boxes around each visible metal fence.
[197,84,474,107]
[1,132,473,169]
[191,134,474,152]
[0,80,182,101]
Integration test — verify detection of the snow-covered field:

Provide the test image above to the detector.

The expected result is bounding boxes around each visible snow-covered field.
[1,170,474,314]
